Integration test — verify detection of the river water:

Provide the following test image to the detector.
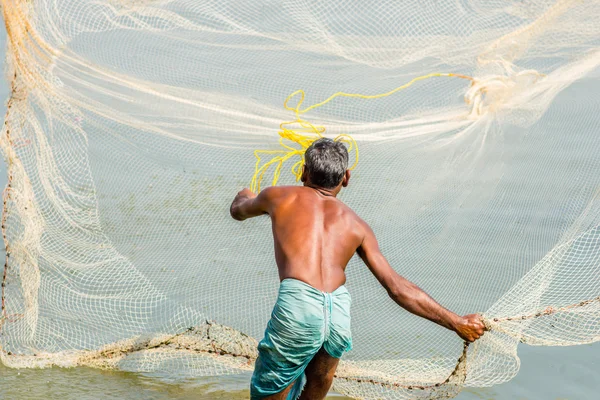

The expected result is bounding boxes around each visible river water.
[1,15,599,400]
[1,342,599,399]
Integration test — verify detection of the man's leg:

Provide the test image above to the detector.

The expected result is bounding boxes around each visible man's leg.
[261,382,294,400]
[299,347,340,400]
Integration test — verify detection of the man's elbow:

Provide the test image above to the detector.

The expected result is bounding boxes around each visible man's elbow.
[385,278,413,305]
[386,285,404,302]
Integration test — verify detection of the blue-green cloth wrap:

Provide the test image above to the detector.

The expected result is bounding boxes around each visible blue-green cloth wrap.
[250,278,352,400]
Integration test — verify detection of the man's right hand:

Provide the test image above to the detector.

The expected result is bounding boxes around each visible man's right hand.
[235,188,256,201]
[454,314,486,342]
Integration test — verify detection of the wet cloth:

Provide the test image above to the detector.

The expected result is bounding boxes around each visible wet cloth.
[250,278,352,400]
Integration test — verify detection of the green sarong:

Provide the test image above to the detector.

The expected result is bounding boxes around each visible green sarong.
[250,278,352,399]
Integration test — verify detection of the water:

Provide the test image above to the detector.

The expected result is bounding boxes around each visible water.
[1,15,599,400]
[1,343,599,399]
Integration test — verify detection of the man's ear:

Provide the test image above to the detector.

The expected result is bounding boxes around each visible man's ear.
[301,164,308,183]
[342,170,351,187]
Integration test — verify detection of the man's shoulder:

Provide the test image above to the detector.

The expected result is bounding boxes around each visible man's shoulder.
[329,199,367,229]
[340,203,371,233]
[258,185,300,205]
[260,185,299,197]
[346,207,368,229]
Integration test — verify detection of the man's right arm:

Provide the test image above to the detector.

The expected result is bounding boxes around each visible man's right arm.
[356,221,485,342]
[230,187,280,221]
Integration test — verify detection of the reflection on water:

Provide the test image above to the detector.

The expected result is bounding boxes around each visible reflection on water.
[0,364,350,399]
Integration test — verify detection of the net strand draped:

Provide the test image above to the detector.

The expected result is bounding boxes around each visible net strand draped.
[1,0,600,399]
[251,73,474,192]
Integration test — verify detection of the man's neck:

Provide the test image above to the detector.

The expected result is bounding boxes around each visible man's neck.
[304,183,339,197]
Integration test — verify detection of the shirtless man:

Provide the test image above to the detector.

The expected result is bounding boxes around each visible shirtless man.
[230,138,486,400]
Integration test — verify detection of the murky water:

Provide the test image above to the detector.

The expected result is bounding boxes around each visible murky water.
[0,364,350,399]
[1,342,599,399]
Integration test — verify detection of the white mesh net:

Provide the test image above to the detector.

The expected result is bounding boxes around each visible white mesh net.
[1,0,599,398]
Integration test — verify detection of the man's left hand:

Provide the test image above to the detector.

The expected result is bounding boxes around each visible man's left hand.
[454,314,486,342]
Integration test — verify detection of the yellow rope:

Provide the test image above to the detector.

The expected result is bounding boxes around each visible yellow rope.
[250,72,474,192]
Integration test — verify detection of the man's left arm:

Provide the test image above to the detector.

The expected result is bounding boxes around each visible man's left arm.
[230,187,276,221]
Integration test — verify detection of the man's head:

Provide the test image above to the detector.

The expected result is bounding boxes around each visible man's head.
[302,138,350,191]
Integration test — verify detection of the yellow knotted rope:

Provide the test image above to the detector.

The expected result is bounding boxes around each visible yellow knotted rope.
[250,72,474,193]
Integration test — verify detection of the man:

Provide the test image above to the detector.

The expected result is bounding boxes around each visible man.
[230,138,486,400]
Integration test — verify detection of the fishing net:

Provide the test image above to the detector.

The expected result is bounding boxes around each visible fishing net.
[1,0,600,398]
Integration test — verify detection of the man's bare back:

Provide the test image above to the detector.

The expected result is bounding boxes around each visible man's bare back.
[261,185,362,292]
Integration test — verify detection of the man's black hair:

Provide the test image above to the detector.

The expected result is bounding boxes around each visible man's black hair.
[304,138,349,189]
